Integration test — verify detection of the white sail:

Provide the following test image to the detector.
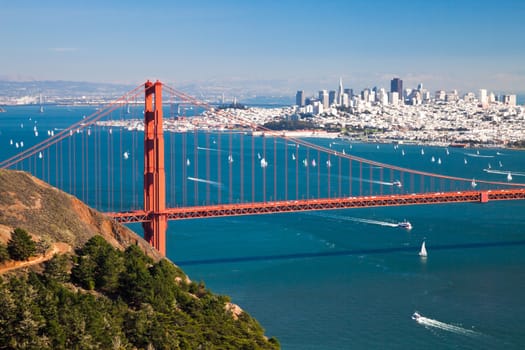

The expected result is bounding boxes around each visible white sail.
[507,172,513,181]
[419,241,427,258]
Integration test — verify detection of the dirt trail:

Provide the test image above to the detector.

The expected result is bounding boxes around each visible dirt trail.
[0,242,72,274]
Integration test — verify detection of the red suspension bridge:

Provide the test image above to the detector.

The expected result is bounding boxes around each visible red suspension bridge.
[2,80,525,256]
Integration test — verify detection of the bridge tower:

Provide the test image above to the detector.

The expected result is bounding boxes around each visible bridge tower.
[142,80,167,255]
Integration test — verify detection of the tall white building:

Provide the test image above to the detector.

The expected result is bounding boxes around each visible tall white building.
[389,92,399,105]
[337,77,344,106]
[479,89,488,106]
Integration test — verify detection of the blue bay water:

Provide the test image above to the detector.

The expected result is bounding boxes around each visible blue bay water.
[2,106,525,349]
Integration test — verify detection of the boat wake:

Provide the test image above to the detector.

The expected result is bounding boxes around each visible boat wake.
[197,146,219,152]
[483,169,525,177]
[413,312,481,338]
[464,152,494,158]
[308,212,399,228]
[187,176,223,188]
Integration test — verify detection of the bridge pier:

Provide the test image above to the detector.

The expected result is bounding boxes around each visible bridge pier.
[142,80,167,256]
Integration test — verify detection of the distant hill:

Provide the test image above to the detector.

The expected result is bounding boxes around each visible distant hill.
[0,168,279,349]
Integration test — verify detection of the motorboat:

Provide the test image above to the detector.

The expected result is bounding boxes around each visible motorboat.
[412,312,421,320]
[397,220,412,230]
[393,180,402,188]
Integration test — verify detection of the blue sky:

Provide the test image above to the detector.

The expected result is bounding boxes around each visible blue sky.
[1,0,524,95]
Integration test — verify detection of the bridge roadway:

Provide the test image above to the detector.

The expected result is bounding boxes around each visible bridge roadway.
[107,189,525,223]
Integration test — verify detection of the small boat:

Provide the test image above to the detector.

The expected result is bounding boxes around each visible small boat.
[228,154,233,163]
[38,152,43,159]
[326,160,332,168]
[437,158,442,165]
[445,148,449,155]
[186,158,191,166]
[303,158,308,167]
[311,159,316,167]
[431,156,435,163]
[123,151,129,160]
[397,220,412,230]
[471,179,477,188]
[419,241,427,258]
[464,158,468,165]
[393,180,402,188]
[412,312,422,320]
[292,153,296,160]
[499,161,503,168]
[260,158,268,168]
[401,149,405,156]
[421,148,425,155]
[507,172,513,181]
[257,152,261,160]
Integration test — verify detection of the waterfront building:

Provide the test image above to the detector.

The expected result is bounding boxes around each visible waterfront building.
[390,77,403,100]
[296,90,305,107]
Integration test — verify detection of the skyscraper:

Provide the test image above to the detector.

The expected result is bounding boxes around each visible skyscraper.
[329,90,336,106]
[319,90,329,109]
[337,77,344,106]
[391,78,403,101]
[296,90,305,107]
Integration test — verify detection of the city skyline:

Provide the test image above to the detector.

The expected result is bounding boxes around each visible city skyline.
[1,0,524,94]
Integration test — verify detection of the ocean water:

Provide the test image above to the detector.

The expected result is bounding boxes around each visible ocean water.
[2,106,525,349]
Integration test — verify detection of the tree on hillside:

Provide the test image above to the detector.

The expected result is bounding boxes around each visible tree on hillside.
[0,242,9,263]
[7,228,36,261]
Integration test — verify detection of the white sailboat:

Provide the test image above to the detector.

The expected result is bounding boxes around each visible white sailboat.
[431,156,435,163]
[292,153,296,161]
[311,159,316,167]
[228,154,234,163]
[471,179,477,188]
[507,172,513,181]
[186,158,191,166]
[401,149,405,156]
[421,148,425,155]
[419,241,428,258]
[326,159,331,168]
[437,157,442,165]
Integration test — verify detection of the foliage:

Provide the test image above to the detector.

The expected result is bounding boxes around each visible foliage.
[0,242,9,263]
[263,119,319,131]
[7,227,36,261]
[0,236,279,349]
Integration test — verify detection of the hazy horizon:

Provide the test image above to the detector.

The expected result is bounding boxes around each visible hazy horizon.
[1,0,524,95]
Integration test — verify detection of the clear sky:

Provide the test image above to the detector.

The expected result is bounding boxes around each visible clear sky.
[1,0,524,95]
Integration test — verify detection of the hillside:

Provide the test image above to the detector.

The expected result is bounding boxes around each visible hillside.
[0,169,279,349]
[0,169,162,260]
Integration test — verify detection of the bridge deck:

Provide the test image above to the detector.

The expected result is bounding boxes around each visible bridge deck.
[107,189,525,223]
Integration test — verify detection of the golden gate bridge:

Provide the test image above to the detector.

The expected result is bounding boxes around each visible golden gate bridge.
[2,80,525,256]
